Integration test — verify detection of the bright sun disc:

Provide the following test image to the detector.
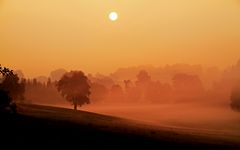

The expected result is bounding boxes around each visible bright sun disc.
[109,12,118,21]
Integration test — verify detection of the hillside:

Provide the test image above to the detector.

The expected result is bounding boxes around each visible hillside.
[1,104,240,149]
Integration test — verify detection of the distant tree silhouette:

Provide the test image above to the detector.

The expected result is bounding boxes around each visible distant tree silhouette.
[24,78,66,105]
[172,73,204,101]
[36,76,48,84]
[32,78,38,86]
[135,70,152,102]
[88,73,114,89]
[230,84,240,112]
[124,80,133,90]
[135,70,151,86]
[124,79,141,103]
[145,81,172,103]
[108,84,124,102]
[50,69,67,81]
[89,82,108,103]
[47,78,52,87]
[57,71,90,110]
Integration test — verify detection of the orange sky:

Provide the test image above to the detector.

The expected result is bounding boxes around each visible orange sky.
[1,0,240,78]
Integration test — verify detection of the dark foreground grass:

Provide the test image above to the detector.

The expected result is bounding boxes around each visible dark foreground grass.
[0,104,239,150]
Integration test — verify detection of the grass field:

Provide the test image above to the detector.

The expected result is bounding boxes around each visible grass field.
[1,104,240,149]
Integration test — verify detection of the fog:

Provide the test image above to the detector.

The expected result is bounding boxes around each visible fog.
[21,61,240,135]
[38,102,240,136]
[82,103,240,134]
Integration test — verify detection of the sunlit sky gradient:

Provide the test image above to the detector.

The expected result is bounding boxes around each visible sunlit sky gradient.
[1,0,240,77]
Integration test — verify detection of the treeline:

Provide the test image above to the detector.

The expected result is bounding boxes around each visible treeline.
[23,70,205,105]
[22,63,240,108]
[1,60,240,112]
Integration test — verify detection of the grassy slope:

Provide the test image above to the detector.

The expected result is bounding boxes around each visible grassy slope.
[1,104,240,149]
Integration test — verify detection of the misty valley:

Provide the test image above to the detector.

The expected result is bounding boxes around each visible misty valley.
[1,62,240,149]
[1,1,240,149]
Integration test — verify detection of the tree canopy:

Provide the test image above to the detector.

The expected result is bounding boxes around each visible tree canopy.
[57,71,90,110]
[0,65,24,113]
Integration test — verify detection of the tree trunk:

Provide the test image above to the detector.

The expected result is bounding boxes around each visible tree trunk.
[74,103,77,110]
[73,98,77,110]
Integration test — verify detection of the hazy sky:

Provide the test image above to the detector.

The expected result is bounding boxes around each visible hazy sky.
[1,0,240,77]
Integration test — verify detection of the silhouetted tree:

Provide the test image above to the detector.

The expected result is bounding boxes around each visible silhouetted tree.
[0,65,23,113]
[0,65,13,77]
[57,71,90,110]
[230,84,240,112]
[0,73,25,101]
[0,90,12,113]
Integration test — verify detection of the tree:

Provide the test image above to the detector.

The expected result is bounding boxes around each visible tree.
[57,71,91,110]
[0,90,12,113]
[0,73,25,101]
[230,84,240,112]
[0,65,14,77]
[135,70,151,86]
[124,80,141,103]
[0,65,22,113]
[135,70,152,102]
[47,78,52,87]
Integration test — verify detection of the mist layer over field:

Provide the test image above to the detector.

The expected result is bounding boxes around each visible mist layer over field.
[83,103,240,135]
[39,102,239,137]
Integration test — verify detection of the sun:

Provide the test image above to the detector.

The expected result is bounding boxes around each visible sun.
[109,12,118,21]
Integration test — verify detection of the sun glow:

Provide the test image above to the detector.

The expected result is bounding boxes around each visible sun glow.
[109,12,118,21]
